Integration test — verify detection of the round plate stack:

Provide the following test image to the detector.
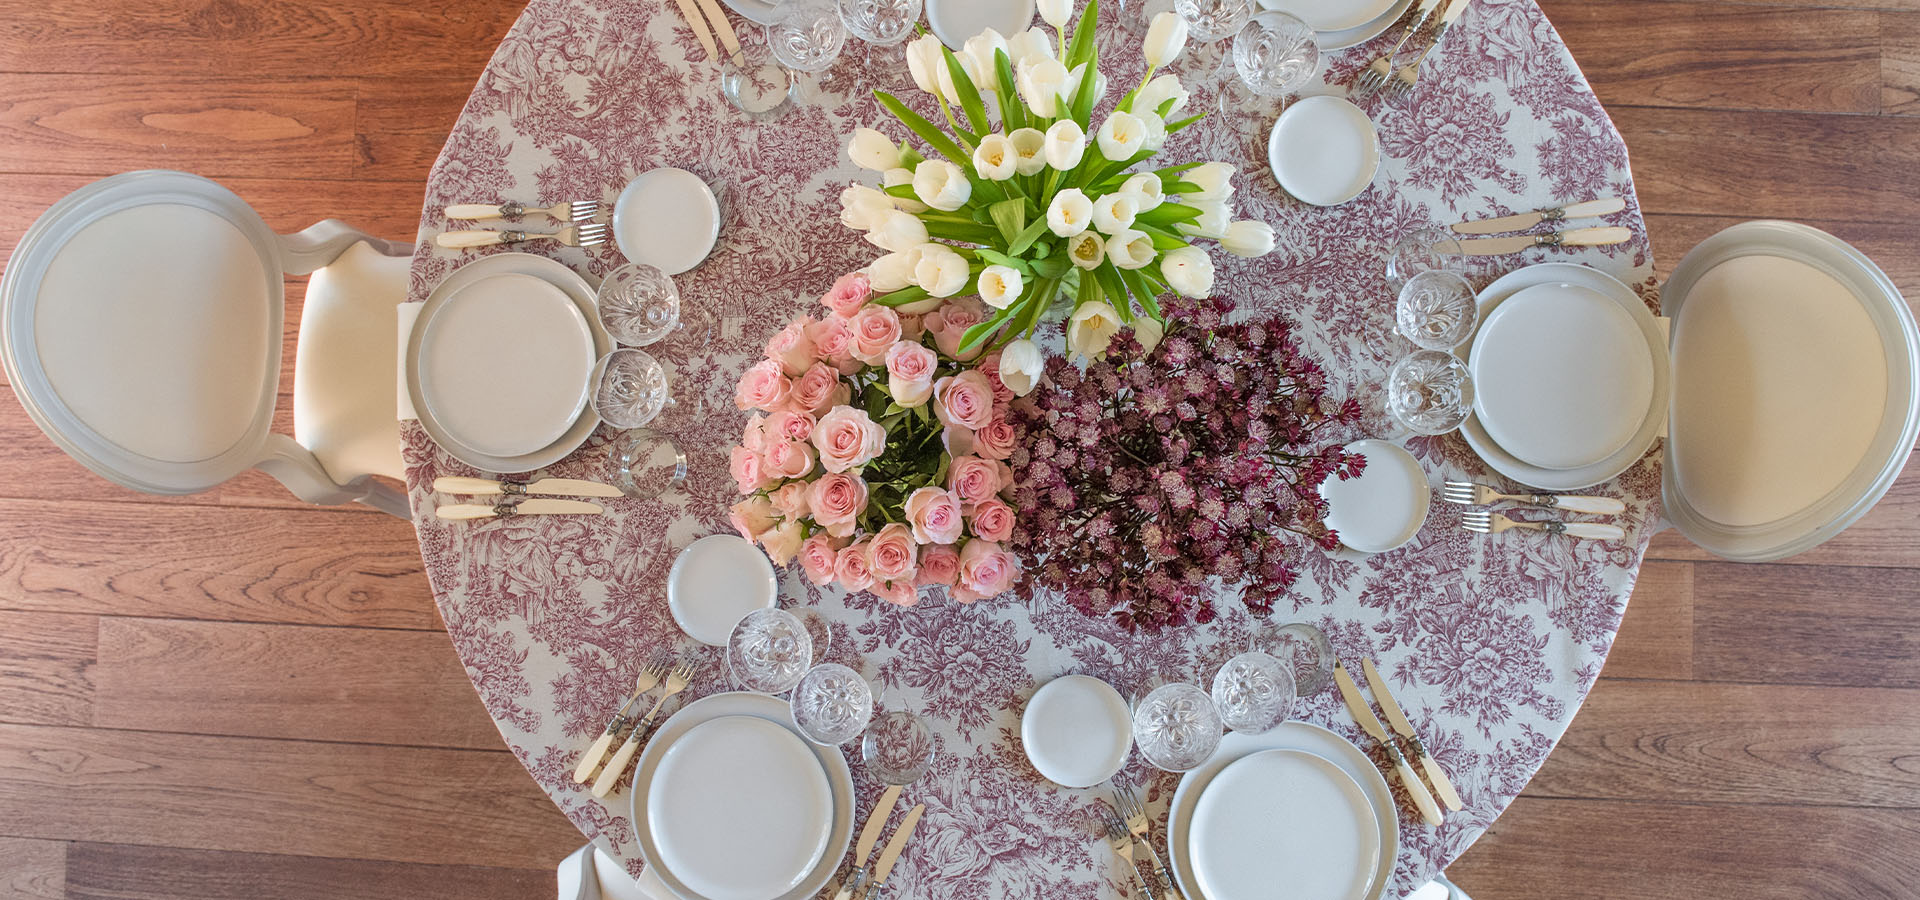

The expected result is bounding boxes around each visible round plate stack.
[1260,0,1413,49]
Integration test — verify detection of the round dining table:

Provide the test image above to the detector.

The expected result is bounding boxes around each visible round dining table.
[399,1,1662,896]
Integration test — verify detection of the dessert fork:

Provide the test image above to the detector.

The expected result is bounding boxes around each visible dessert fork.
[1352,0,1444,99]
[1100,808,1156,900]
[434,222,610,250]
[1462,510,1625,542]
[444,199,598,223]
[1116,784,1183,900]
[592,660,696,797]
[1442,481,1626,515]
[1382,0,1474,99]
[572,662,666,783]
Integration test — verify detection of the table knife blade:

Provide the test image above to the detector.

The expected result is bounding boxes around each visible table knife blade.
[1335,664,1444,826]
[1333,664,1390,743]
[831,783,904,900]
[1450,197,1626,235]
[1361,658,1465,812]
[1452,225,1632,256]
[870,803,925,888]
[433,476,624,499]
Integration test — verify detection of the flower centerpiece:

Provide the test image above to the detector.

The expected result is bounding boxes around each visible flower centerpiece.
[1008,296,1366,629]
[839,0,1278,363]
[730,272,1024,606]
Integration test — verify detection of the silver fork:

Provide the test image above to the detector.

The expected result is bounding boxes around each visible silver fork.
[444,199,598,223]
[1100,807,1156,900]
[1442,481,1627,515]
[1462,509,1625,542]
[1116,785,1183,900]
[591,660,696,797]
[434,222,611,251]
[1352,0,1444,99]
[1382,0,1473,100]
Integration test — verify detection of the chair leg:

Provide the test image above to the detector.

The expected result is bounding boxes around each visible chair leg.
[356,479,414,520]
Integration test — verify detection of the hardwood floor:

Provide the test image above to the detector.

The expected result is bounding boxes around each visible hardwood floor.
[0,1,1913,897]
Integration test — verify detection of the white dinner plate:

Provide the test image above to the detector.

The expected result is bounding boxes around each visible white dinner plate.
[612,168,721,276]
[1261,0,1411,49]
[648,715,834,900]
[1269,96,1379,207]
[1320,439,1430,553]
[721,0,785,25]
[1190,749,1380,900]
[631,692,854,900]
[1460,263,1671,491]
[667,534,781,646]
[927,0,1037,48]
[1262,0,1394,34]
[1021,674,1133,788]
[416,273,593,459]
[1169,722,1396,900]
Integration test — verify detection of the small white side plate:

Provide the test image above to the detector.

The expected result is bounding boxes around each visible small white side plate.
[417,272,593,459]
[668,534,781,646]
[1021,674,1133,788]
[927,0,1037,48]
[1319,439,1430,554]
[1269,96,1380,207]
[612,168,721,276]
[1189,749,1380,900]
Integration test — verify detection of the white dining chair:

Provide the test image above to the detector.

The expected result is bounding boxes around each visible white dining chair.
[0,170,413,518]
[558,845,675,900]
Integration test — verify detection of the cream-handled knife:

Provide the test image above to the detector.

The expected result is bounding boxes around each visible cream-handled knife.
[434,476,624,499]
[692,0,743,64]
[667,0,720,60]
[1335,664,1444,826]
[1450,197,1626,235]
[435,499,604,520]
[1451,226,1632,256]
[831,784,905,900]
[857,803,925,900]
[1360,658,1465,812]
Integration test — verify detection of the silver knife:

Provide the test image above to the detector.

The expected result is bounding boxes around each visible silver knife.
[831,784,904,900]
[433,475,624,499]
[1450,197,1626,235]
[435,499,605,520]
[1450,225,1631,256]
[1334,664,1443,826]
[1360,658,1465,812]
[855,803,925,900]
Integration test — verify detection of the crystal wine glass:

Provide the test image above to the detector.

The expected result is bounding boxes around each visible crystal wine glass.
[1172,0,1254,85]
[862,708,935,784]
[839,0,921,45]
[1395,270,1479,351]
[596,263,680,347]
[591,348,671,430]
[721,29,794,118]
[726,608,815,694]
[768,0,848,106]
[1131,682,1224,772]
[1264,621,1335,696]
[1210,650,1296,734]
[1386,350,1475,436]
[607,429,687,499]
[791,662,874,744]
[1384,225,1466,295]
[1220,11,1317,115]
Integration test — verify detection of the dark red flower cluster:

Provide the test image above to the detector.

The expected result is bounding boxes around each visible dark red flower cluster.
[1008,297,1365,629]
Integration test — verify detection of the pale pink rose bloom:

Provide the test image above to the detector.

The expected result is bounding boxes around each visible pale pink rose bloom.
[942,424,976,458]
[974,416,1017,460]
[933,370,995,430]
[870,577,920,606]
[953,539,1019,602]
[867,522,919,583]
[916,543,961,586]
[730,446,774,494]
[808,472,870,537]
[834,541,877,592]
[742,413,771,452]
[728,496,777,541]
[786,363,846,416]
[770,481,811,520]
[927,297,989,360]
[975,351,1015,403]
[848,305,904,364]
[764,317,817,375]
[812,406,887,473]
[821,271,873,318]
[885,340,939,407]
[903,486,964,545]
[734,359,792,412]
[948,454,1003,507]
[767,409,817,444]
[759,520,805,566]
[797,533,846,585]
[969,497,1016,542]
[805,317,859,373]
[763,440,816,480]
[898,313,927,343]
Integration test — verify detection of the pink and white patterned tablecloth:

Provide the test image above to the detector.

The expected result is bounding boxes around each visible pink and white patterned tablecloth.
[402,2,1662,895]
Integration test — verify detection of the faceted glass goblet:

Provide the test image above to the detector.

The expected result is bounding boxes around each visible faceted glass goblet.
[1386,350,1475,436]
[791,662,873,745]
[1384,225,1466,295]
[1232,11,1317,98]
[596,263,680,348]
[726,608,814,695]
[607,429,687,499]
[1210,650,1297,734]
[839,0,921,45]
[591,348,670,430]
[1395,270,1479,351]
[1131,682,1224,772]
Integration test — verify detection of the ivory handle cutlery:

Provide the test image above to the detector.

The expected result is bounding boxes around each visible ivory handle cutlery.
[1450,197,1625,235]
[1442,481,1626,516]
[573,663,666,784]
[832,784,905,900]
[435,223,610,250]
[592,662,695,798]
[1359,658,1464,812]
[1451,225,1632,256]
[862,803,925,900]
[435,499,605,520]
[446,199,598,223]
[667,0,720,60]
[434,476,624,499]
[1463,510,1625,541]
[1335,664,1444,826]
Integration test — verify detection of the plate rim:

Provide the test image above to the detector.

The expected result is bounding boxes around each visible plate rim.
[415,271,594,459]
[1269,96,1380,208]
[1262,0,1398,35]
[666,533,780,647]
[1262,0,1413,50]
[1020,674,1133,789]
[1187,747,1381,900]
[925,0,1039,49]
[613,167,722,277]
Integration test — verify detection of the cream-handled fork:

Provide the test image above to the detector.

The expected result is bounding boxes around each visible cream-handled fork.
[445,199,598,223]
[435,222,610,250]
[1100,808,1158,900]
[1352,0,1445,99]
[1115,784,1182,900]
[1442,481,1626,515]
[1383,0,1474,99]
[591,661,695,797]
[572,663,666,784]
[1462,509,1625,542]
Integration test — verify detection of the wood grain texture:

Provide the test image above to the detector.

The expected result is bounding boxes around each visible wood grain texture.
[1602,561,1693,681]
[64,842,551,900]
[0,723,580,868]
[1692,562,1920,688]
[1887,13,1920,115]
[93,618,502,750]
[0,836,65,900]
[0,610,93,727]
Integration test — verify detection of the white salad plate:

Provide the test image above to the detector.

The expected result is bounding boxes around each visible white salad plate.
[1319,439,1430,553]
[415,273,593,460]
[406,253,613,473]
[1189,749,1380,900]
[720,0,785,25]
[1469,282,1655,471]
[1459,263,1669,492]
[612,168,721,276]
[1169,722,1395,900]
[667,534,781,646]
[631,692,854,900]
[927,0,1037,49]
[1021,674,1133,788]
[1269,96,1380,207]
[1261,0,1411,49]
[647,715,834,900]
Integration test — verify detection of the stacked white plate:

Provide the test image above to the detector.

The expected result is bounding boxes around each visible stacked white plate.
[1260,0,1413,49]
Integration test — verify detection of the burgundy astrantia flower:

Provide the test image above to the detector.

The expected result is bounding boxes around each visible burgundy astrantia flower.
[1008,297,1365,629]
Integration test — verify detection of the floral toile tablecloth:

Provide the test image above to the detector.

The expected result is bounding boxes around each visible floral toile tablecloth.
[402,1,1662,896]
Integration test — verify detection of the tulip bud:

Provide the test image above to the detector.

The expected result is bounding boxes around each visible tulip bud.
[1091,192,1141,236]
[1144,12,1189,68]
[1067,231,1107,270]
[1096,111,1147,161]
[1039,0,1072,29]
[1222,220,1278,258]
[847,127,904,171]
[1043,119,1086,171]
[972,133,1020,181]
[1160,245,1215,298]
[998,339,1045,396]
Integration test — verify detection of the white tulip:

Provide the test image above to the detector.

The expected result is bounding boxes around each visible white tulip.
[1222,220,1278,258]
[882,167,928,213]
[1043,119,1086,170]
[913,244,972,297]
[1067,231,1107,269]
[1136,111,1168,152]
[906,34,946,97]
[1144,12,1189,68]
[977,264,1024,309]
[972,133,1020,182]
[1133,317,1165,353]
[1134,73,1190,118]
[912,159,973,212]
[847,128,903,171]
[1067,301,1124,359]
[1122,173,1165,211]
[1186,162,1237,201]
[1039,0,1072,28]
[1008,128,1048,176]
[1091,192,1141,235]
[1160,245,1215,298]
[1176,200,1231,239]
[1084,65,1109,107]
[866,210,930,253]
[1096,112,1147,161]
[999,338,1045,396]
[935,55,975,106]
[1007,27,1056,67]
[1105,228,1156,269]
[1016,58,1072,117]
[962,29,1009,92]
[1046,188,1094,238]
[867,250,919,292]
[840,184,896,231]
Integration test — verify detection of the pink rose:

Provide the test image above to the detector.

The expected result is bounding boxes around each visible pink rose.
[849,305,904,364]
[948,455,1003,508]
[806,317,860,374]
[927,298,989,360]
[742,413,771,452]
[763,439,816,480]
[812,406,887,473]
[734,359,791,412]
[770,481,811,520]
[868,522,918,584]
[808,472,869,537]
[821,271,873,318]
[974,416,1017,460]
[729,496,777,541]
[764,317,817,376]
[898,313,927,344]
[787,363,848,416]
[730,446,774,494]
[885,340,939,408]
[953,539,1018,603]
[917,544,960,586]
[798,533,846,585]
[976,352,1015,403]
[759,520,804,566]
[933,371,994,430]
[834,541,876,592]
[870,577,920,606]
[903,486,964,545]
[970,498,1016,542]
[767,409,817,444]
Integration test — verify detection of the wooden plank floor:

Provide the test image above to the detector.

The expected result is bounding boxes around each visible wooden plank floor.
[0,1,1914,897]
